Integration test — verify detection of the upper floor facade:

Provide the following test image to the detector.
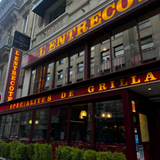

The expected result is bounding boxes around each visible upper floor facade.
[0,0,160,101]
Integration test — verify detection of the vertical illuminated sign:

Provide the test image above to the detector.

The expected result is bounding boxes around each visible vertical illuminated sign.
[3,48,22,102]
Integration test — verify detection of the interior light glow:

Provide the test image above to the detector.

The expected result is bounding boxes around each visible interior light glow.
[29,120,32,124]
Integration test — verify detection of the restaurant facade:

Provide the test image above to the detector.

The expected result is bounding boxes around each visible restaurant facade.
[0,0,160,159]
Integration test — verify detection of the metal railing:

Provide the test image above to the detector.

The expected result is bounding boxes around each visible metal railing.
[0,0,24,21]
[0,35,13,50]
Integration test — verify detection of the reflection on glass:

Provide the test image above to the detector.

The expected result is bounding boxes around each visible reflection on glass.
[90,35,111,78]
[3,115,12,138]
[30,62,53,94]
[112,22,141,72]
[70,47,84,84]
[139,14,160,63]
[95,100,125,144]
[32,109,49,142]
[55,54,68,88]
[19,112,32,141]
[50,106,68,141]
[70,103,92,142]
[0,116,5,138]
[10,113,21,138]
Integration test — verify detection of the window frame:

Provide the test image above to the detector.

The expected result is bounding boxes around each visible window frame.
[140,36,154,52]
[22,15,28,34]
[138,19,150,30]
[58,70,63,79]
[114,44,124,57]
[77,62,84,73]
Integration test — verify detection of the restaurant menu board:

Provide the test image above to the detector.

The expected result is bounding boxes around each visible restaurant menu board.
[139,113,150,143]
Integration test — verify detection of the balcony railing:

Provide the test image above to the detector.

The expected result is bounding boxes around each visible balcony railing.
[0,35,13,50]
[0,0,23,21]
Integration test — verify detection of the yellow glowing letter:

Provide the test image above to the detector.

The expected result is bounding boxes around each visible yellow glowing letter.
[144,72,157,82]
[89,11,101,30]
[99,83,107,91]
[119,78,128,87]
[116,0,134,12]
[102,3,116,20]
[131,75,141,85]
[76,21,88,37]
[88,86,95,93]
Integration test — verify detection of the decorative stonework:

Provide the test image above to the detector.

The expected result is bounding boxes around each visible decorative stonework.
[0,51,9,63]
[66,0,73,5]
[15,0,24,8]
[36,17,64,44]
[21,3,32,17]
[10,10,19,21]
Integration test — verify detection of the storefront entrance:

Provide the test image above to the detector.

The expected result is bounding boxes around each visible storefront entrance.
[129,83,160,160]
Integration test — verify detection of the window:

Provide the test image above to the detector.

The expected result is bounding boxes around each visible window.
[58,70,63,79]
[95,100,125,143]
[33,109,49,142]
[91,46,94,51]
[59,59,63,65]
[30,62,53,95]
[19,112,33,140]
[57,84,62,87]
[101,50,110,62]
[49,0,66,23]
[10,113,21,138]
[47,73,50,81]
[141,36,154,51]
[70,103,92,143]
[50,106,68,141]
[0,116,5,137]
[70,66,73,76]
[91,58,94,68]
[114,32,123,39]
[78,51,84,57]
[138,20,150,30]
[22,15,28,34]
[3,115,12,138]
[70,56,73,61]
[48,63,51,68]
[102,39,109,44]
[77,62,83,73]
[114,45,124,57]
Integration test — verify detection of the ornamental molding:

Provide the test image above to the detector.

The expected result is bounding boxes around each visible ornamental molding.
[0,51,9,63]
[10,9,19,22]
[21,3,32,17]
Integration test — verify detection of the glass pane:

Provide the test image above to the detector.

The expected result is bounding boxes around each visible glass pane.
[10,113,21,138]
[70,46,84,83]
[0,115,5,138]
[50,106,68,142]
[111,21,141,71]
[70,103,92,143]
[90,34,111,78]
[30,62,54,95]
[3,115,12,138]
[19,111,33,141]
[95,100,125,144]
[32,109,49,142]
[139,14,160,63]
[55,54,68,88]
